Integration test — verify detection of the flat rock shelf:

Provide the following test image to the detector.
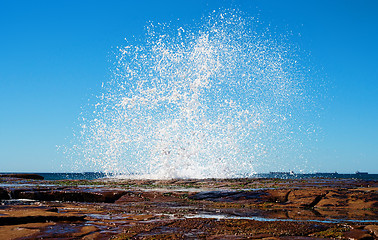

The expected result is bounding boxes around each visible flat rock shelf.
[0,175,377,239]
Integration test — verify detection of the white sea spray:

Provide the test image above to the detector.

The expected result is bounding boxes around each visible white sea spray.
[64,10,320,179]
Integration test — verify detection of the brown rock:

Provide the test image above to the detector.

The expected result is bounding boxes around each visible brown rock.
[287,189,328,208]
[265,189,291,203]
[1,177,377,239]
[365,225,378,237]
[0,205,86,226]
[0,222,53,240]
[72,225,99,237]
[343,229,374,240]
[316,190,347,208]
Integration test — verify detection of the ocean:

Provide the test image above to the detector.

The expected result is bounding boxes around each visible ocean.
[2,172,377,181]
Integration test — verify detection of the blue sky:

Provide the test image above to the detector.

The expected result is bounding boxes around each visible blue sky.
[1,0,377,173]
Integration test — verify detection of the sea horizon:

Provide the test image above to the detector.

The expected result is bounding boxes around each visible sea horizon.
[2,172,377,181]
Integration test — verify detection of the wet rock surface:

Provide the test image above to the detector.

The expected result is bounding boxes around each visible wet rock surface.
[12,188,127,203]
[365,225,378,237]
[0,176,376,239]
[0,188,10,200]
[0,174,44,180]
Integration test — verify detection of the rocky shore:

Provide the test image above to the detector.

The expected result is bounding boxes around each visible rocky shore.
[0,174,377,239]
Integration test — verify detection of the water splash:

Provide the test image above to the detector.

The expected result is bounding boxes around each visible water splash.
[66,10,318,179]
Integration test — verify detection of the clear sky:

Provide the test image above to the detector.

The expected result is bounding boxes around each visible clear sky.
[1,0,377,173]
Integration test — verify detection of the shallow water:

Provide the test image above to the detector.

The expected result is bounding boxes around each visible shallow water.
[185,213,378,224]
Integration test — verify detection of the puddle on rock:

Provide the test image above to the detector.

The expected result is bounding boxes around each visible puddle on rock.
[1,199,38,205]
[185,213,378,224]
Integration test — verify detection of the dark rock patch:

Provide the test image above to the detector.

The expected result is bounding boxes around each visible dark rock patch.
[6,187,127,203]
[14,188,127,203]
[115,191,188,204]
[287,189,329,208]
[1,174,44,180]
[0,215,85,226]
[303,193,326,209]
[0,188,10,200]
[189,190,266,202]
[189,191,240,200]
